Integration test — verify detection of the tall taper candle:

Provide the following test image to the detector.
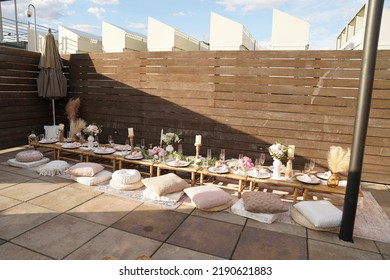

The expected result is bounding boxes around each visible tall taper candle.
[128,128,134,137]
[160,129,164,147]
[195,135,202,145]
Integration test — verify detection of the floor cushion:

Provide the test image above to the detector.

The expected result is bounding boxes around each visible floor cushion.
[142,188,184,203]
[142,173,189,196]
[15,150,43,162]
[231,199,279,224]
[293,200,342,228]
[72,170,112,186]
[37,160,70,176]
[65,162,104,177]
[184,185,232,211]
[109,169,144,190]
[242,191,289,214]
[7,157,50,168]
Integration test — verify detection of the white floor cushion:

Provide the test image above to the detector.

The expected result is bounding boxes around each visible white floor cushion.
[72,170,112,186]
[7,157,50,168]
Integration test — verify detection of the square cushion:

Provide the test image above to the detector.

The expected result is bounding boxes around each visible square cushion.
[142,173,189,196]
[44,125,59,139]
[231,199,279,224]
[184,185,232,210]
[8,157,50,168]
[242,191,289,214]
[293,200,342,228]
[37,160,70,176]
[72,170,112,186]
[142,188,184,203]
[65,162,104,177]
[15,150,43,162]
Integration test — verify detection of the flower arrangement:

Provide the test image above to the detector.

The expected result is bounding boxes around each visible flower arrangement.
[148,146,166,160]
[83,124,102,137]
[238,156,254,170]
[162,132,181,145]
[327,146,350,174]
[268,142,287,160]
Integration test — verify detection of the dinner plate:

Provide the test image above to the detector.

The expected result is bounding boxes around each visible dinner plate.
[316,172,331,180]
[39,138,58,144]
[296,174,321,185]
[247,169,271,179]
[125,154,143,160]
[62,143,81,149]
[166,160,190,167]
[94,147,116,155]
[208,166,229,174]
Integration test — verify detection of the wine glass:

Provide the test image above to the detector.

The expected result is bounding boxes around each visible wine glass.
[309,159,315,173]
[304,163,310,174]
[108,135,114,146]
[219,149,225,162]
[123,139,130,156]
[259,153,266,167]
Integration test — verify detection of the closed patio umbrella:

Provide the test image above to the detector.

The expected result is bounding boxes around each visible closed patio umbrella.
[37,28,67,125]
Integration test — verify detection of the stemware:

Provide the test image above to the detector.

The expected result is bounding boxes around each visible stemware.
[259,153,266,166]
[219,149,225,161]
[178,144,183,155]
[108,135,114,146]
[123,139,130,156]
[304,163,310,174]
[309,159,316,172]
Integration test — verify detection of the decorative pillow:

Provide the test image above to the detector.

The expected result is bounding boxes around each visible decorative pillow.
[37,160,70,176]
[231,199,279,224]
[242,191,289,214]
[200,200,234,212]
[15,150,43,162]
[142,173,189,196]
[44,125,59,139]
[72,170,112,186]
[112,169,141,185]
[293,200,342,228]
[8,157,50,168]
[65,162,104,177]
[184,185,232,210]
[142,188,184,203]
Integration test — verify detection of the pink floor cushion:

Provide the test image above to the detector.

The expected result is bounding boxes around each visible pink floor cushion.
[15,150,43,162]
[65,162,104,177]
[184,185,233,211]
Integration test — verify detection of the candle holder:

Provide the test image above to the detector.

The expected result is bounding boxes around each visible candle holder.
[285,157,294,179]
[58,130,64,143]
[195,143,201,160]
[129,136,134,152]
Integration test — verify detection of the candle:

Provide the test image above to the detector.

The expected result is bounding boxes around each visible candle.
[58,123,64,131]
[288,145,295,158]
[160,129,164,146]
[128,128,134,137]
[195,135,202,145]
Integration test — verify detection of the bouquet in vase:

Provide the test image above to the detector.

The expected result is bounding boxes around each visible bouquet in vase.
[162,132,181,145]
[238,156,254,171]
[268,142,287,160]
[83,124,102,137]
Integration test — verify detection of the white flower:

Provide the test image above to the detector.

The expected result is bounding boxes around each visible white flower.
[269,143,287,160]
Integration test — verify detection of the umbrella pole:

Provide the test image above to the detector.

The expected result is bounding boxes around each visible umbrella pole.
[52,99,56,125]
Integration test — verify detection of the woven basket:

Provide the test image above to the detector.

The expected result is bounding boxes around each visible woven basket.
[291,208,339,232]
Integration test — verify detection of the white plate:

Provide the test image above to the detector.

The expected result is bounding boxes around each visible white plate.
[39,138,58,144]
[316,172,331,180]
[125,154,143,160]
[62,143,81,149]
[208,166,229,174]
[94,148,116,155]
[166,160,190,167]
[296,175,321,185]
[247,169,271,179]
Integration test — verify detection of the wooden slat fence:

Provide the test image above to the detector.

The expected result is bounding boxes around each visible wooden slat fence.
[1,46,389,184]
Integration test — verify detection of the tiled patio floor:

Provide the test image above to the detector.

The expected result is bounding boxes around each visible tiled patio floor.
[0,147,389,260]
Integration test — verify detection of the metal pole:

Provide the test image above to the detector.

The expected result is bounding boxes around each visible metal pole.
[339,0,384,242]
[14,0,19,43]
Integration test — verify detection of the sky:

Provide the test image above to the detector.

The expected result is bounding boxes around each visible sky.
[1,0,390,49]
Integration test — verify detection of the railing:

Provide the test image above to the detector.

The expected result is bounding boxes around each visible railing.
[0,17,57,47]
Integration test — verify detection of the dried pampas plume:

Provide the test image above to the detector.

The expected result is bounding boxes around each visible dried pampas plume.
[327,146,350,173]
[65,97,80,122]
[71,118,86,136]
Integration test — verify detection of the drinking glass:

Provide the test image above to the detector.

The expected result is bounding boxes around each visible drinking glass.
[219,149,225,161]
[309,159,315,172]
[141,138,145,148]
[178,144,183,154]
[108,135,114,146]
[207,149,212,160]
[255,158,261,171]
[123,139,130,156]
[260,153,266,166]
[304,163,310,174]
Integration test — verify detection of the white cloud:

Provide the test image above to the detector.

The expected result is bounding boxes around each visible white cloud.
[216,0,285,12]
[173,11,192,17]
[126,22,147,29]
[91,0,119,5]
[88,7,106,20]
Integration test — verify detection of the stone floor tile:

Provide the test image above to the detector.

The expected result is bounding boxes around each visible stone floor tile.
[308,239,383,259]
[232,226,307,260]
[384,254,390,260]
[112,204,188,242]
[0,171,32,190]
[246,219,307,238]
[369,189,390,218]
[152,243,225,260]
[167,215,243,259]
[12,214,106,259]
[0,179,63,201]
[192,208,247,226]
[29,185,100,212]
[0,238,6,246]
[361,182,388,191]
[37,174,74,187]
[0,195,22,211]
[0,203,58,240]
[65,227,161,260]
[375,241,390,255]
[68,194,142,226]
[307,229,379,253]
[10,168,41,179]
[0,242,52,260]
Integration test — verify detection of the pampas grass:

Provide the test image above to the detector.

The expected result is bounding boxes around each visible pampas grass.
[65,97,80,121]
[70,118,86,136]
[327,146,350,173]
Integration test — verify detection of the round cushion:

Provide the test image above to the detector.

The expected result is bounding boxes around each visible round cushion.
[109,178,144,191]
[112,169,141,185]
[15,150,43,163]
